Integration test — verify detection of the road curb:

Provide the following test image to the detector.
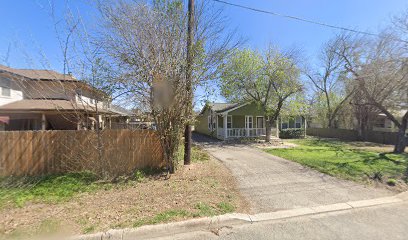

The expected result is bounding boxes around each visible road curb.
[71,193,407,240]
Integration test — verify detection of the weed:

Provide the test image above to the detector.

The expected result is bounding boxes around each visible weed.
[82,225,95,234]
[133,209,190,227]
[386,178,397,186]
[194,202,216,217]
[217,202,235,214]
[134,170,145,182]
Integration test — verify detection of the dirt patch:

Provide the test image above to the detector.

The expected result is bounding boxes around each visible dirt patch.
[0,157,248,238]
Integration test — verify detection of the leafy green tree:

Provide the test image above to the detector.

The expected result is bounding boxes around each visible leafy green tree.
[220,47,303,142]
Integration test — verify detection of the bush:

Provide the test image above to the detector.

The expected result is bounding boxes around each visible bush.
[386,178,397,186]
[280,129,305,139]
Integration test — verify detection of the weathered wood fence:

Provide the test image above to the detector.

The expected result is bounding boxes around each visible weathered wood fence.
[0,130,164,176]
[307,127,407,145]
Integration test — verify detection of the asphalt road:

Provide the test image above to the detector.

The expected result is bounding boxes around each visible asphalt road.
[193,133,394,213]
[154,201,408,240]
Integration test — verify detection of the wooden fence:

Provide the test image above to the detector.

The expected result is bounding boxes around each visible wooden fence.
[307,127,407,145]
[0,129,164,176]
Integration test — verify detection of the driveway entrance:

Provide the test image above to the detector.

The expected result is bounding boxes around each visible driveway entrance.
[193,133,394,213]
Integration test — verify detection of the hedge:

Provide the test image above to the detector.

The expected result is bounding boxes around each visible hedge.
[280,129,305,139]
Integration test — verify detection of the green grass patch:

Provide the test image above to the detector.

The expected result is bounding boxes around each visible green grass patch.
[265,138,408,183]
[133,209,190,227]
[132,201,236,228]
[217,202,235,214]
[0,172,107,208]
[177,145,210,163]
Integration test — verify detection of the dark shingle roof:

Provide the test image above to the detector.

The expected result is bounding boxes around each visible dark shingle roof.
[0,99,111,113]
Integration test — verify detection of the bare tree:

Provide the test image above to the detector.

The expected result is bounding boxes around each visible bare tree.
[305,38,355,128]
[334,32,408,153]
[97,0,239,172]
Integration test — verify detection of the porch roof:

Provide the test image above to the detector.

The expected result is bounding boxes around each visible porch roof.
[211,103,240,113]
[0,99,111,114]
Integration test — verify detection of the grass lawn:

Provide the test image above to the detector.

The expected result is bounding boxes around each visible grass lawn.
[0,146,247,238]
[264,138,408,186]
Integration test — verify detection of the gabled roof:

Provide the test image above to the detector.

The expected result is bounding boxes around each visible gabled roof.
[200,102,250,115]
[110,104,133,116]
[0,64,77,81]
[211,103,240,113]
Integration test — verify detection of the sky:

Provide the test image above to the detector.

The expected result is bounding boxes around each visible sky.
[0,0,407,108]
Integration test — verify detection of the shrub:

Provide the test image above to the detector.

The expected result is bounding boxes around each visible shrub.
[386,178,397,186]
[280,129,305,139]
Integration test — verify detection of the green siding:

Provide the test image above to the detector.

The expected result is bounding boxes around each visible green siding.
[194,107,213,136]
[228,102,264,116]
[232,115,245,128]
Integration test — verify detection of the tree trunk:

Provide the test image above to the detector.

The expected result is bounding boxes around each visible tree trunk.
[394,118,407,154]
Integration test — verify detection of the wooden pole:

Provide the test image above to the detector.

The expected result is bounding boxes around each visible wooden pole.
[184,0,195,165]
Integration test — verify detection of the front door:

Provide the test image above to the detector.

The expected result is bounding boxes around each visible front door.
[256,117,264,129]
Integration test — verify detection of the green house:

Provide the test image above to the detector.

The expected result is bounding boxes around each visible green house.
[195,102,306,140]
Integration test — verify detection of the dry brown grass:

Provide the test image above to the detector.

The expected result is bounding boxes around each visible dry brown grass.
[0,150,248,239]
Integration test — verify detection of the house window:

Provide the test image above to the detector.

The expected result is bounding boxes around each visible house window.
[374,118,386,128]
[295,117,302,128]
[289,118,295,128]
[208,115,212,130]
[282,122,288,129]
[227,116,232,129]
[245,116,253,129]
[0,77,11,97]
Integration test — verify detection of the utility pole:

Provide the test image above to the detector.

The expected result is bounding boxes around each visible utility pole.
[184,0,194,165]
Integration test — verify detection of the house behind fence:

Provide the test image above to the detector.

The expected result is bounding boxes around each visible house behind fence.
[0,129,164,176]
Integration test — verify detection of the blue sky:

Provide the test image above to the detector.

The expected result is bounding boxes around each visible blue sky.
[1,0,407,108]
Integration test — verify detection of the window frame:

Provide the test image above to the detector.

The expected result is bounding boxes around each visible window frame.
[295,116,302,129]
[245,115,253,129]
[227,115,232,129]
[0,77,11,97]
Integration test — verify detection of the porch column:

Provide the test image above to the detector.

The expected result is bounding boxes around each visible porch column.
[223,113,228,140]
[304,117,307,137]
[41,113,46,130]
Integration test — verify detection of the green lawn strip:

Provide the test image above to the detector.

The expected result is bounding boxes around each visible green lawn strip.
[0,172,107,208]
[132,201,235,228]
[265,138,408,183]
[177,145,210,164]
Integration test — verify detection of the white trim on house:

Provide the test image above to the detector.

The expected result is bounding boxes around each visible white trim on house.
[227,115,232,129]
[245,115,253,129]
[280,116,304,129]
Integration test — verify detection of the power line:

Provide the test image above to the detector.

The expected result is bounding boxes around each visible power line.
[212,0,379,37]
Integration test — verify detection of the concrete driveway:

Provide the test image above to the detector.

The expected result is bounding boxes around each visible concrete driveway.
[193,133,394,213]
